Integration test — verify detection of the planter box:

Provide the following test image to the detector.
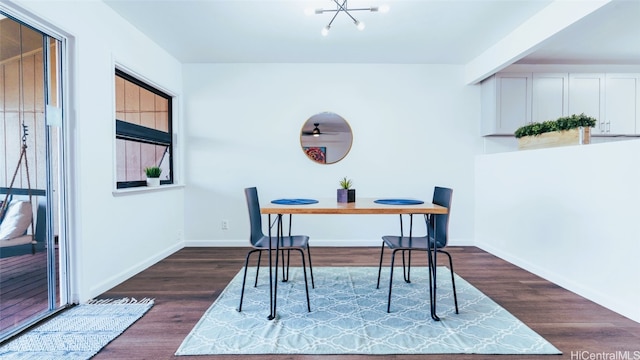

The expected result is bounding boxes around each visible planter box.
[337,189,356,203]
[518,127,590,150]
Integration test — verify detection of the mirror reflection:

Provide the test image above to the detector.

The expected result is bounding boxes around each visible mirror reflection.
[300,112,353,164]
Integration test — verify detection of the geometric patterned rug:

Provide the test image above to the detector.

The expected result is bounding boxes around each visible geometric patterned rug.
[176,267,560,355]
[0,297,154,360]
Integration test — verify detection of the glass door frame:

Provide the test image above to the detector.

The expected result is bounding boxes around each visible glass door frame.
[0,4,71,341]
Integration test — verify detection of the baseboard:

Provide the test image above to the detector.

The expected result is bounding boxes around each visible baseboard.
[85,242,183,302]
[184,237,475,248]
[184,239,380,247]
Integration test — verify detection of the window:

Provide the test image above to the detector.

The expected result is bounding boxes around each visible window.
[115,69,173,188]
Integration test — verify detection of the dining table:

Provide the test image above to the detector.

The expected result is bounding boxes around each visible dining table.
[260,197,448,321]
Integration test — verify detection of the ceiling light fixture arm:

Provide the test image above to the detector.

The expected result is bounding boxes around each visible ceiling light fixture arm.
[314,0,386,35]
[332,0,359,24]
[325,0,346,28]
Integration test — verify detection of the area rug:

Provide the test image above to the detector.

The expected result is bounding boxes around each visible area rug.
[176,267,560,355]
[0,297,154,360]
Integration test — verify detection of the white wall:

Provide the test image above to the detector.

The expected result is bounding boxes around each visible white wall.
[11,1,185,302]
[475,139,640,322]
[183,64,482,247]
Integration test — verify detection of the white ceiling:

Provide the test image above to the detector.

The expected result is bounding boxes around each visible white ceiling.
[104,0,640,70]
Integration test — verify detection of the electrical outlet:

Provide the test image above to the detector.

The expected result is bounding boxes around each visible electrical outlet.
[221,220,229,230]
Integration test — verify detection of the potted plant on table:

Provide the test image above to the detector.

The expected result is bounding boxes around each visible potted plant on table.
[144,166,162,187]
[337,176,355,203]
[514,113,597,150]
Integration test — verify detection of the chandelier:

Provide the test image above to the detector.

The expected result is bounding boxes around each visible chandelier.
[306,0,389,36]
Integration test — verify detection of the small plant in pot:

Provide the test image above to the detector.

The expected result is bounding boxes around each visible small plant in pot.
[144,166,162,187]
[337,176,355,203]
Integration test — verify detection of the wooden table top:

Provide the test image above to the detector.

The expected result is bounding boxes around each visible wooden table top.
[260,197,448,215]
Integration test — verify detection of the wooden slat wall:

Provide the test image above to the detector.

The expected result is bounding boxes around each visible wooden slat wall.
[0,50,46,190]
[115,75,169,181]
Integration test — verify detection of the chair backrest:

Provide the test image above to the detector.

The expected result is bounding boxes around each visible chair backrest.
[429,186,453,248]
[244,187,265,245]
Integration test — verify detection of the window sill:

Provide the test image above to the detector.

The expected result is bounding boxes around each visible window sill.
[112,184,184,197]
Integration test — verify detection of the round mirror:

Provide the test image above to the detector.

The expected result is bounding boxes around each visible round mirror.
[300,112,353,164]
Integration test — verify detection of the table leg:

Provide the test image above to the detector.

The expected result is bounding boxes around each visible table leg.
[273,214,282,319]
[429,214,440,321]
[267,214,283,320]
[267,214,274,320]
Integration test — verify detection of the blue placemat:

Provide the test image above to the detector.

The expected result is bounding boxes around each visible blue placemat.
[271,198,319,205]
[374,199,424,205]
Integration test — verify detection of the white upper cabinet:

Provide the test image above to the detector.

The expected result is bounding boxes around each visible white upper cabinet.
[532,73,568,123]
[482,71,639,136]
[481,73,532,136]
[604,74,639,135]
[568,73,604,133]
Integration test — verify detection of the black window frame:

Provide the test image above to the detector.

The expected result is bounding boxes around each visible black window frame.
[115,69,173,189]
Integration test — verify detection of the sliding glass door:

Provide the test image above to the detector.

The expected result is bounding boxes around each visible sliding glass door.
[0,11,68,341]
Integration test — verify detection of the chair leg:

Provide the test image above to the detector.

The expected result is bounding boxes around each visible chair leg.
[281,249,291,282]
[306,246,315,289]
[239,250,258,312]
[376,242,385,289]
[293,249,311,312]
[439,249,459,314]
[387,249,400,313]
[401,250,406,281]
[427,248,434,316]
[254,251,262,287]
[401,249,412,283]
[286,249,291,281]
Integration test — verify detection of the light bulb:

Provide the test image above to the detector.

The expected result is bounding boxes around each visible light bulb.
[379,5,390,13]
[355,20,365,31]
[304,7,314,16]
[321,25,330,36]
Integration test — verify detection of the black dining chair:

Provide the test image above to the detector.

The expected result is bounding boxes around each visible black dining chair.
[376,186,458,314]
[238,187,314,312]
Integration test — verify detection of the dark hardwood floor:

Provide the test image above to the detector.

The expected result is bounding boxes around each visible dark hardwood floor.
[0,251,50,334]
[94,247,640,360]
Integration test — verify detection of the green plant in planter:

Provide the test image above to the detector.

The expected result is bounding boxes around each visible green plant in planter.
[337,177,355,203]
[514,113,597,138]
[144,166,162,178]
[339,176,353,189]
